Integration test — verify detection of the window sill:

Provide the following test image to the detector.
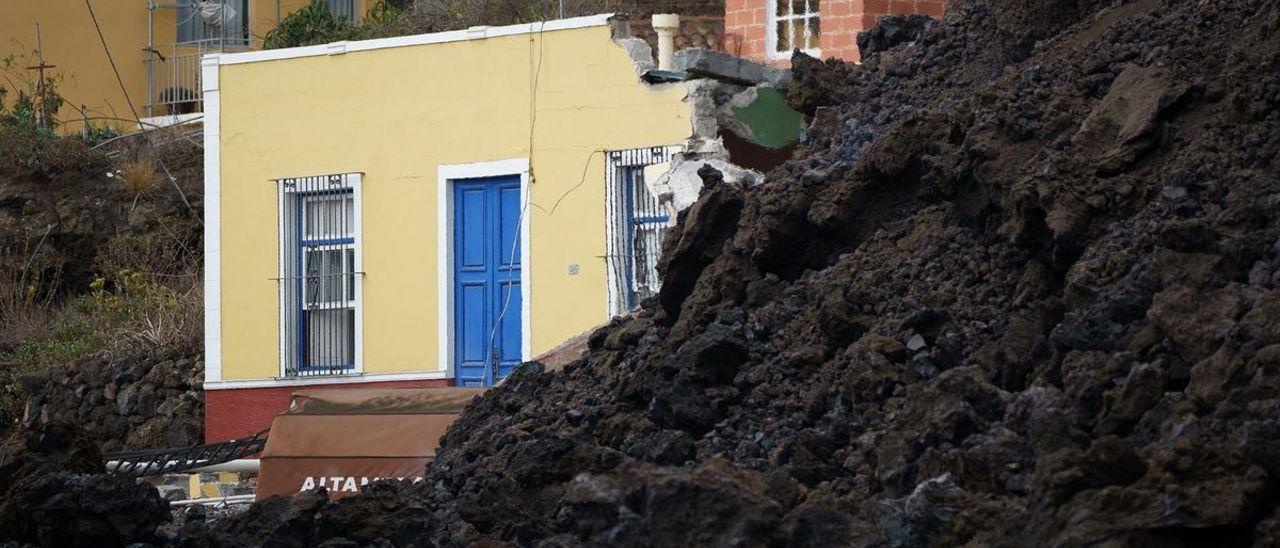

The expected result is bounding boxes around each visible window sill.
[767,47,823,61]
[204,369,449,390]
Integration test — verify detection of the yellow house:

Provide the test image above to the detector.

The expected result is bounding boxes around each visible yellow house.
[203,14,699,441]
[0,0,376,131]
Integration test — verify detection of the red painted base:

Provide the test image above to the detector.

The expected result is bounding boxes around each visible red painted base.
[205,378,455,443]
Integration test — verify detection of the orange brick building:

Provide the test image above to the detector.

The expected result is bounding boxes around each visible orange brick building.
[724,0,946,64]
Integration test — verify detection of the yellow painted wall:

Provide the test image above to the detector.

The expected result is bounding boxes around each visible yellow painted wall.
[0,1,149,131]
[0,0,331,132]
[217,23,692,380]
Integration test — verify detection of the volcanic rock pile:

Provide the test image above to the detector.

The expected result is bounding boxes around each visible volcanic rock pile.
[0,424,170,547]
[16,0,1280,545]
[20,355,204,452]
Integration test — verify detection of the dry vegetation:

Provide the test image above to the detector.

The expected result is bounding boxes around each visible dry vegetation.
[118,155,160,197]
[0,64,204,430]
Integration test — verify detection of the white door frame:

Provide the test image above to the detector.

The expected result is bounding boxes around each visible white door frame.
[436,158,532,382]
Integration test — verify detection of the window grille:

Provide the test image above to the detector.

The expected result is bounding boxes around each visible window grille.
[770,0,821,57]
[605,146,681,316]
[277,174,362,378]
[177,0,250,45]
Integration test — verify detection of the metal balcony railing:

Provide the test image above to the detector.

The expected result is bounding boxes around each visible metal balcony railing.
[145,38,259,118]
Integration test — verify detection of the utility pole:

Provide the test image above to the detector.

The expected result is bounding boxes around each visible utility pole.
[26,23,57,129]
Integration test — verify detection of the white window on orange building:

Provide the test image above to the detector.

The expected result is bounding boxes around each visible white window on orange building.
[768,0,821,59]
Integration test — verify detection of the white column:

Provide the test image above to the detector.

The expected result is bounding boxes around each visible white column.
[652,13,680,71]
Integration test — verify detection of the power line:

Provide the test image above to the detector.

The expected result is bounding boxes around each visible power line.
[484,20,549,384]
[84,0,141,122]
[84,0,202,227]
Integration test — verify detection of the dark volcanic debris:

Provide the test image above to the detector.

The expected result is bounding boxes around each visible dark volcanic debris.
[407,0,1280,545]
[10,0,1280,545]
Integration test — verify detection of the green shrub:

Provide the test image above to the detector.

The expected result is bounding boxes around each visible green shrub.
[262,0,728,50]
[0,58,200,430]
[263,2,350,49]
[1,269,200,368]
[0,236,201,429]
[0,54,63,131]
[264,0,423,49]
[0,54,105,186]
[3,319,97,369]
[89,269,202,359]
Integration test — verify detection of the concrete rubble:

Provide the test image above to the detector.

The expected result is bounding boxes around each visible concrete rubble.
[615,21,802,222]
[674,47,792,89]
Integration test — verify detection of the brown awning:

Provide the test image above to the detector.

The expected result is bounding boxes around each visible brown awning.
[258,457,430,499]
[256,387,483,500]
[288,387,485,415]
[261,414,458,458]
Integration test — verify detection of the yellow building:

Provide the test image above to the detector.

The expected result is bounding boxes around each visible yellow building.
[0,0,376,132]
[203,15,699,441]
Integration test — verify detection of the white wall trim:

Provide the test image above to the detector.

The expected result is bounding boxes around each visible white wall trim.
[215,13,613,66]
[203,370,448,391]
[436,158,533,382]
[352,173,365,375]
[139,113,204,130]
[202,54,223,384]
[604,152,619,320]
[276,178,287,377]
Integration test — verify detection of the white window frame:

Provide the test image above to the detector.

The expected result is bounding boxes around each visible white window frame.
[300,192,355,241]
[276,173,364,378]
[767,0,822,60]
[299,192,357,311]
[301,245,356,310]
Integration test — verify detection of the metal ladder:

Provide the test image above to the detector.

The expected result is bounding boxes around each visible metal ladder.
[103,429,268,477]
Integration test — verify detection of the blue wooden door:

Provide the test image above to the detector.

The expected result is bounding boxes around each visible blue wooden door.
[454,176,522,387]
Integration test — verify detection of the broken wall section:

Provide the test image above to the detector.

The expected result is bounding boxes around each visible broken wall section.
[615,23,804,221]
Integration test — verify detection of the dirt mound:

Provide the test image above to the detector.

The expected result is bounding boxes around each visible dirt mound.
[0,423,170,546]
[379,0,1280,544]
[0,136,202,300]
[0,133,204,433]
[42,0,1280,544]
